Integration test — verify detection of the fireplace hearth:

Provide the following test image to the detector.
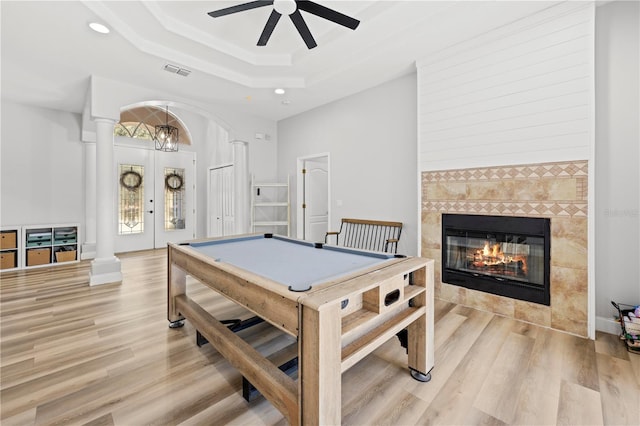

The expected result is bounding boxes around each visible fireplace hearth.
[442,214,550,305]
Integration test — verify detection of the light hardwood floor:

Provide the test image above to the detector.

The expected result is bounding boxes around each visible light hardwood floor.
[1,249,638,425]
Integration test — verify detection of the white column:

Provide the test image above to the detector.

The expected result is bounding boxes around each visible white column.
[82,141,97,259]
[90,118,122,285]
[231,140,250,234]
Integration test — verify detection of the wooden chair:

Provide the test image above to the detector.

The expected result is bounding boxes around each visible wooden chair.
[324,218,403,253]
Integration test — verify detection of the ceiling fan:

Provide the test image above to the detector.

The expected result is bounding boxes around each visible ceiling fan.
[208,0,360,49]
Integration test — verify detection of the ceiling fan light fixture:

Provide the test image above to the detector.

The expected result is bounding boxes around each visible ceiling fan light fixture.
[273,0,297,16]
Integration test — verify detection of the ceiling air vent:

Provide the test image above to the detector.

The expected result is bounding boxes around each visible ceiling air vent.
[163,64,191,77]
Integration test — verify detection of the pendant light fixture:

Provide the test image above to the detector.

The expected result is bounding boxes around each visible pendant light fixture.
[155,106,179,152]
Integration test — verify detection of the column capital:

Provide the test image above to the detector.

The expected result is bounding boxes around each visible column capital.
[94,117,117,125]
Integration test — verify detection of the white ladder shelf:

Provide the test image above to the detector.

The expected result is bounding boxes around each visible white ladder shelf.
[251,175,290,237]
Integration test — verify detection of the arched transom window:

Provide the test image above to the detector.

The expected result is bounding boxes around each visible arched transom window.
[114,106,192,146]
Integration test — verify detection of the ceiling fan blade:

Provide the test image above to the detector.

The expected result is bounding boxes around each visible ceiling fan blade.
[208,0,273,18]
[296,1,360,30]
[289,9,317,49]
[258,9,282,46]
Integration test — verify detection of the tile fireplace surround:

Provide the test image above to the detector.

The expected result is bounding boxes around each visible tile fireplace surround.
[422,160,588,337]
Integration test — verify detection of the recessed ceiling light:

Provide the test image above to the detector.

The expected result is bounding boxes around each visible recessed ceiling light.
[274,88,286,95]
[89,22,110,34]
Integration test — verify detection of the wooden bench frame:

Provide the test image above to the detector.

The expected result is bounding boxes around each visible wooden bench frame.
[325,218,403,253]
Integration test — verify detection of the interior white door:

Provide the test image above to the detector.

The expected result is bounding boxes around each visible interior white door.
[303,158,329,242]
[154,150,196,248]
[114,146,155,253]
[208,165,235,238]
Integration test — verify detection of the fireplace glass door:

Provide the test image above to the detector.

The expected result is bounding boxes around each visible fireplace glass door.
[442,214,550,305]
[444,232,544,286]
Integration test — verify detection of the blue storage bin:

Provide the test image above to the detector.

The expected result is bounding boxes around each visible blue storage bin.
[27,230,52,247]
[54,228,77,244]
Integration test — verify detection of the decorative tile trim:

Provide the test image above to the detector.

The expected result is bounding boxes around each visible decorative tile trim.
[576,177,588,201]
[422,160,588,183]
[421,160,589,218]
[422,200,587,217]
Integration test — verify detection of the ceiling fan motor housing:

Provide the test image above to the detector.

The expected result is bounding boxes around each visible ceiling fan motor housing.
[273,0,297,15]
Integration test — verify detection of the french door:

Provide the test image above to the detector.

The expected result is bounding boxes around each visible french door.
[114,145,195,253]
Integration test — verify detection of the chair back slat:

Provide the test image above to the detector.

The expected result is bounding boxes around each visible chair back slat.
[325,218,402,253]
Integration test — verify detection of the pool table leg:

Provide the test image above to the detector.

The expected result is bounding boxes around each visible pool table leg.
[406,261,435,381]
[168,260,186,328]
[300,302,342,425]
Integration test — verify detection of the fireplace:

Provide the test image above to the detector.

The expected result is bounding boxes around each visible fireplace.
[442,214,550,306]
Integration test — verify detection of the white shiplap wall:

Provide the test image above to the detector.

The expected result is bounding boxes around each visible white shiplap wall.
[417,1,594,171]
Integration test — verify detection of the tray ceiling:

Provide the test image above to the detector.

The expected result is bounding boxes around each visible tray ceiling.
[1,1,559,121]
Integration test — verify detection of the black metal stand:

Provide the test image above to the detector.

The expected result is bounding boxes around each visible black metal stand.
[196,316,265,347]
[396,328,408,352]
[242,357,299,402]
[192,315,430,402]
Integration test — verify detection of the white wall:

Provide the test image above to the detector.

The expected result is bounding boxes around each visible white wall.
[417,1,594,171]
[173,106,278,238]
[414,0,640,334]
[175,106,278,238]
[277,73,419,256]
[1,96,278,243]
[1,101,85,227]
[594,0,640,330]
[416,1,597,330]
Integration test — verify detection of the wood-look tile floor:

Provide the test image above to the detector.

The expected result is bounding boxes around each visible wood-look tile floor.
[1,249,639,425]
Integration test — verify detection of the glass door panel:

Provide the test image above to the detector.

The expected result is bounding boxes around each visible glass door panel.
[154,150,195,248]
[118,164,145,235]
[164,168,186,230]
[114,146,155,253]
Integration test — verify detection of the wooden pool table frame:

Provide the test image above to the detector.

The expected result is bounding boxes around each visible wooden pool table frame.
[167,234,434,425]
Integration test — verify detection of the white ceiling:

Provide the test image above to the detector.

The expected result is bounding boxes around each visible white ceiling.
[1,1,559,122]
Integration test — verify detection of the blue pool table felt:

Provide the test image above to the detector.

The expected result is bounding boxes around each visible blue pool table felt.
[190,235,394,291]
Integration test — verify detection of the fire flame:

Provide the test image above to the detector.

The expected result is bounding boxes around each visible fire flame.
[475,241,528,273]
[482,242,501,258]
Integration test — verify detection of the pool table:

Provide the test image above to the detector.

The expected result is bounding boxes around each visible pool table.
[167,233,434,425]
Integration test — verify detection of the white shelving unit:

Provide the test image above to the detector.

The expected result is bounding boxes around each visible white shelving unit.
[251,175,290,237]
[1,226,21,272]
[22,223,80,269]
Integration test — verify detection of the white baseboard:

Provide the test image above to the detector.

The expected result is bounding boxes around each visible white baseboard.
[81,242,96,260]
[81,251,96,260]
[89,257,122,286]
[596,315,621,336]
